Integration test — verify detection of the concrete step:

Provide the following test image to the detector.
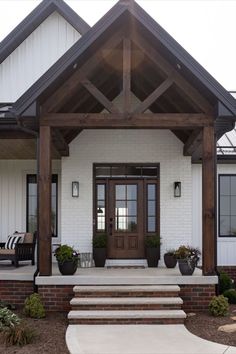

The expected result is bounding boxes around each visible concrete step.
[68,309,186,324]
[70,296,183,310]
[73,285,180,297]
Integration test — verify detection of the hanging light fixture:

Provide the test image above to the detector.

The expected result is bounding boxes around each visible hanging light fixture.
[97,206,103,214]
[174,182,181,197]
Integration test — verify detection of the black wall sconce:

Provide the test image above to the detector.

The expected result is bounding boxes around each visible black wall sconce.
[174,182,181,197]
[72,181,79,197]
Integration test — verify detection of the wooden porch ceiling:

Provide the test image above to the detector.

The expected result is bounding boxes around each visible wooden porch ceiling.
[0,138,60,159]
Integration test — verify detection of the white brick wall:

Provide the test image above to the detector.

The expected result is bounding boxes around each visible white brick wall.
[61,129,192,263]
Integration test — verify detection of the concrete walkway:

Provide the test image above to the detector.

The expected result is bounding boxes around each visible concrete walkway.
[66,324,236,354]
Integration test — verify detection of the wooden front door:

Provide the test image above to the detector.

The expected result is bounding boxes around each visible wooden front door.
[108,180,144,259]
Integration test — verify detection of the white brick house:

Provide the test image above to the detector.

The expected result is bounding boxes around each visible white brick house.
[0,0,236,277]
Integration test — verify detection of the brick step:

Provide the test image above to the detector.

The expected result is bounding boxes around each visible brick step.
[68,309,186,325]
[70,296,183,310]
[73,285,180,298]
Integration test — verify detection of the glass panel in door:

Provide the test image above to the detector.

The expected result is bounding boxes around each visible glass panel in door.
[115,184,138,232]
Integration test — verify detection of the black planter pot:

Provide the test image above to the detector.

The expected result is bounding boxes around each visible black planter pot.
[164,254,177,268]
[93,248,106,267]
[146,248,160,268]
[178,259,195,275]
[58,260,78,275]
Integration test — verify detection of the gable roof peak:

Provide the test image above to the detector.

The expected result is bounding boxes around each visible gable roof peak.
[119,0,135,4]
[0,0,90,64]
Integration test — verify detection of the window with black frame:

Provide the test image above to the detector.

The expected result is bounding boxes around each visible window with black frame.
[219,175,236,237]
[26,174,58,237]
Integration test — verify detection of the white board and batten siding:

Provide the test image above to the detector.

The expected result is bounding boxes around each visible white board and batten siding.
[0,11,81,103]
[192,164,236,266]
[0,160,61,242]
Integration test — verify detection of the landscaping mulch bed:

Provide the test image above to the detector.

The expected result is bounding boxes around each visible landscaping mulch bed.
[185,305,236,347]
[0,312,69,354]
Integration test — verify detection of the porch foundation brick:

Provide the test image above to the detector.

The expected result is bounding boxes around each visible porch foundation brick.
[218,266,236,283]
[0,280,34,307]
[38,285,74,311]
[180,284,216,312]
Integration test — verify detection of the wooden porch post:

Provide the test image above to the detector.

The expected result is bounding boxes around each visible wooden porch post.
[38,125,52,276]
[202,124,216,275]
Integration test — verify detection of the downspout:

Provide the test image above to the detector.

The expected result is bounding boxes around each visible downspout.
[34,136,40,293]
[214,126,220,295]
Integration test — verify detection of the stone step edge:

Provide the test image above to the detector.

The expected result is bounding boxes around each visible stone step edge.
[68,310,186,320]
[73,285,180,293]
[70,297,183,306]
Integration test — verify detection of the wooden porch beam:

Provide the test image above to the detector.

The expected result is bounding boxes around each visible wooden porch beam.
[123,38,131,113]
[183,129,202,156]
[202,125,216,275]
[41,113,212,129]
[134,77,173,113]
[38,125,52,276]
[132,35,213,115]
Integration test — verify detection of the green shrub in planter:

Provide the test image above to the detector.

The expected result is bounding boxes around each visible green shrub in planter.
[209,295,229,316]
[54,244,79,275]
[3,323,36,347]
[24,293,45,319]
[145,235,161,268]
[54,245,79,264]
[93,234,107,267]
[145,235,161,248]
[223,289,236,304]
[93,234,107,248]
[219,272,233,294]
[0,307,21,331]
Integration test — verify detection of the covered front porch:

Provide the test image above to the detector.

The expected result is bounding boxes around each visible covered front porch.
[2,0,236,278]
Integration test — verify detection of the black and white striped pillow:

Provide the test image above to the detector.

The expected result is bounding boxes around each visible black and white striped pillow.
[5,235,24,250]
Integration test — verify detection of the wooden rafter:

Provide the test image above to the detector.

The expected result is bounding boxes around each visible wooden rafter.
[132,35,213,114]
[52,129,69,157]
[41,113,213,129]
[69,66,120,113]
[183,129,202,156]
[64,129,83,144]
[42,31,124,113]
[134,76,173,113]
[80,74,119,113]
[123,38,131,113]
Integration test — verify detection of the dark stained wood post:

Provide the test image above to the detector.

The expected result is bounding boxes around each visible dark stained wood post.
[123,38,131,113]
[202,124,216,275]
[38,125,52,276]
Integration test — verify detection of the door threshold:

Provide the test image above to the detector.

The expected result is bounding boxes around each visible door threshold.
[105,259,148,268]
